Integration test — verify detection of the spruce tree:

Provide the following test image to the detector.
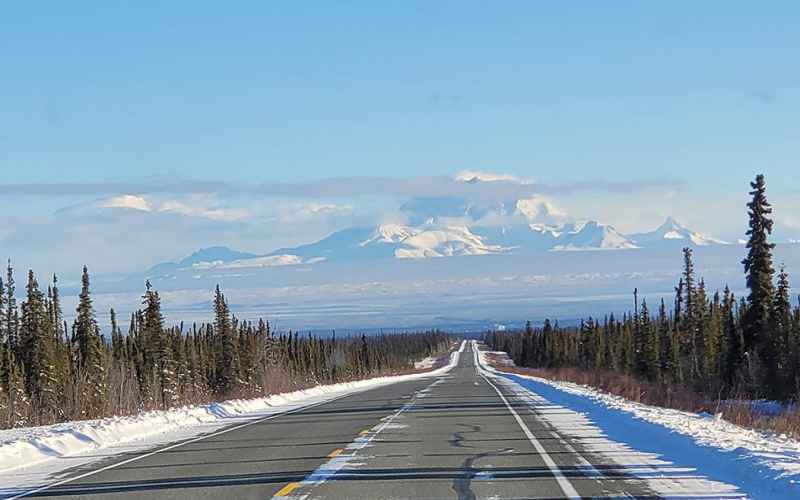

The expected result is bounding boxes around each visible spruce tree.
[5,352,29,428]
[704,291,723,386]
[50,274,64,342]
[74,267,96,370]
[0,275,5,399]
[693,279,709,382]
[772,266,792,397]
[721,286,743,389]
[658,299,671,380]
[142,281,177,408]
[542,319,553,368]
[20,270,58,422]
[4,262,17,360]
[593,319,606,370]
[682,248,698,381]
[110,308,125,362]
[741,174,778,393]
[213,285,239,395]
[644,300,660,381]
[73,266,106,417]
[682,249,695,328]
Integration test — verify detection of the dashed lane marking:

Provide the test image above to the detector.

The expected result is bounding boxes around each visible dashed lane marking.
[7,388,373,500]
[275,378,442,498]
[273,482,301,497]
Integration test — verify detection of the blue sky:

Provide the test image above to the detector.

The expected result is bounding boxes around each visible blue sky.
[1,2,799,275]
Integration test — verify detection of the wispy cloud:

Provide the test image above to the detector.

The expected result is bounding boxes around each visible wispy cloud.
[454,170,535,184]
[0,174,685,201]
[0,180,231,196]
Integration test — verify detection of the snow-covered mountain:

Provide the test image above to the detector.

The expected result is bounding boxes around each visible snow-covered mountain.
[147,246,262,276]
[263,217,722,262]
[629,217,728,247]
[394,225,506,258]
[270,224,506,261]
[552,221,638,251]
[148,217,726,272]
[262,219,638,263]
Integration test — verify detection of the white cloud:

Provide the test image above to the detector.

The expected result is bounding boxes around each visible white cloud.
[88,195,252,222]
[157,200,250,222]
[97,195,153,212]
[455,170,535,185]
[514,197,569,225]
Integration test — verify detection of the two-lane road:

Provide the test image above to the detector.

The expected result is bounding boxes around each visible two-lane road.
[10,342,709,499]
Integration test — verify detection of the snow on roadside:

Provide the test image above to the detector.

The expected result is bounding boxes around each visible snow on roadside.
[475,342,800,499]
[414,356,437,370]
[0,341,466,495]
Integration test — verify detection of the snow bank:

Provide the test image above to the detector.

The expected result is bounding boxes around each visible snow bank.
[414,356,437,370]
[475,342,800,499]
[0,341,465,478]
[413,350,452,370]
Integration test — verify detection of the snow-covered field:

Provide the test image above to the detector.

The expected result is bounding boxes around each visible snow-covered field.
[0,342,466,498]
[476,342,800,499]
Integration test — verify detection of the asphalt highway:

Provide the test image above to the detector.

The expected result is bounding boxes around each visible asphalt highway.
[12,342,656,499]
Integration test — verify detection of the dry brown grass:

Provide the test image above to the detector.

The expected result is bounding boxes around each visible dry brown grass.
[485,354,800,440]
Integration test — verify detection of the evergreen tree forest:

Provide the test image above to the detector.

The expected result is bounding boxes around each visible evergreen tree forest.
[487,175,800,403]
[0,268,451,429]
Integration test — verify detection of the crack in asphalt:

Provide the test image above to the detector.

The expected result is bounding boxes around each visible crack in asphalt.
[450,423,514,500]
[449,424,480,449]
[451,447,514,500]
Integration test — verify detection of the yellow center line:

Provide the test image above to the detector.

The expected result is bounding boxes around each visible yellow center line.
[327,448,344,458]
[274,482,300,497]
[359,429,370,436]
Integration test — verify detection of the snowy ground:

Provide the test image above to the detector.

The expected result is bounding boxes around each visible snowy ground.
[0,341,466,498]
[476,342,800,499]
[413,356,438,370]
[412,351,451,370]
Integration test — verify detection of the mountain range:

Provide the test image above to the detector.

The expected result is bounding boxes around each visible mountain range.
[147,216,730,274]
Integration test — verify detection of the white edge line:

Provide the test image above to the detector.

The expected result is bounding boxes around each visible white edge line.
[474,341,581,500]
[6,393,357,500]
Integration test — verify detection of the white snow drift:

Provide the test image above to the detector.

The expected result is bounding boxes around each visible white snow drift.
[476,342,800,499]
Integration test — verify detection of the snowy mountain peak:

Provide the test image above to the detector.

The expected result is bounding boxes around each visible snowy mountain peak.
[656,216,691,235]
[553,221,638,251]
[395,225,503,259]
[630,217,728,247]
[361,224,419,246]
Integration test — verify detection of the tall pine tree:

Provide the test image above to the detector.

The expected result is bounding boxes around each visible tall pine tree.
[741,174,778,395]
[73,266,106,417]
[213,285,239,395]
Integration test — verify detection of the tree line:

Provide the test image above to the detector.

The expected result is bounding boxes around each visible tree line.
[487,174,800,402]
[0,268,451,428]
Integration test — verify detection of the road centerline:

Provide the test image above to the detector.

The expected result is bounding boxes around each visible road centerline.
[275,377,443,498]
[5,385,391,500]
